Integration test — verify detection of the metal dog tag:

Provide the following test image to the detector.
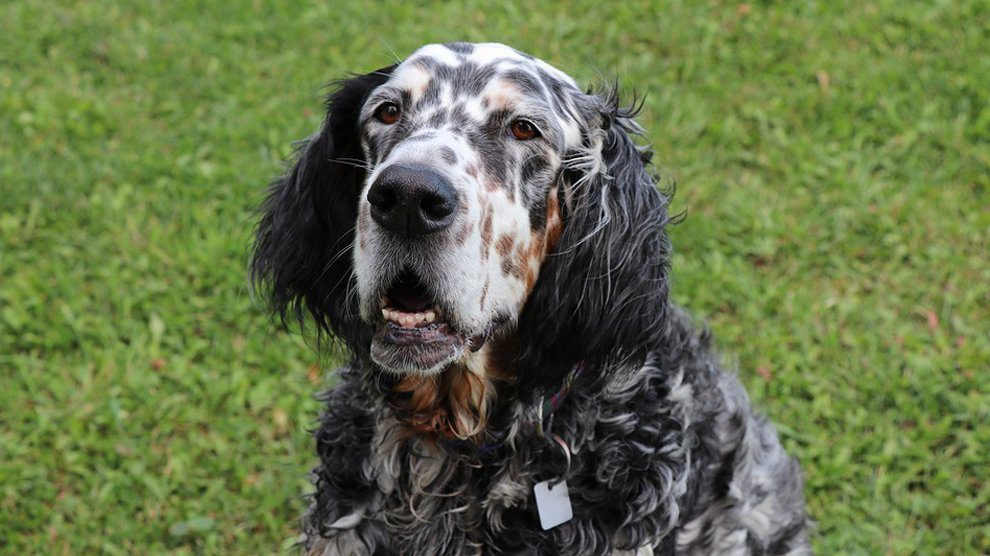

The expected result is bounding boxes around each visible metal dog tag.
[534,480,573,530]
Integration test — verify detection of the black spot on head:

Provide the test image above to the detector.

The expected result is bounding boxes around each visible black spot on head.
[426,107,451,129]
[547,78,571,110]
[499,69,545,98]
[445,105,473,132]
[415,60,457,109]
[466,108,512,184]
[417,72,444,108]
[520,153,548,185]
[411,55,446,75]
[444,42,475,55]
[450,62,497,98]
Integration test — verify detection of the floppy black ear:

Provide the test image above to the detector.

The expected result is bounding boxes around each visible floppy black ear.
[515,95,673,393]
[252,65,395,354]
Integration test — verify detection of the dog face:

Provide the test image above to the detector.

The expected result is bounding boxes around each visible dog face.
[254,41,670,396]
[352,43,605,375]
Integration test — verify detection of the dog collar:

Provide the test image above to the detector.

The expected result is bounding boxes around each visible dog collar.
[541,361,585,417]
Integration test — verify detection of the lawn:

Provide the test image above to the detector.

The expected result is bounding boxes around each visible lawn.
[1,1,987,553]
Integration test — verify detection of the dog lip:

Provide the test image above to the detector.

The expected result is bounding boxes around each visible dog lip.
[381,321,460,345]
[371,321,467,374]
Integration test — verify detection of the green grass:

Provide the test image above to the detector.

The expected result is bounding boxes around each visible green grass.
[1,1,987,553]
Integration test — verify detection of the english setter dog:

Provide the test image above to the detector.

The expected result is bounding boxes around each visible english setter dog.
[253,42,810,555]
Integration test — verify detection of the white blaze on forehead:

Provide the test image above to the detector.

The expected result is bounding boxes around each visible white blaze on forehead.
[461,96,488,122]
[466,42,528,64]
[389,65,432,104]
[408,43,463,66]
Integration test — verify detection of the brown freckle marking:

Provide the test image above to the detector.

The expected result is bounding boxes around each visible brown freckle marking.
[479,279,489,311]
[480,201,493,261]
[543,186,564,253]
[510,243,528,280]
[500,254,513,277]
[496,235,514,258]
[466,164,479,178]
[454,220,474,245]
[522,187,564,294]
[522,232,544,291]
[525,267,538,290]
[500,239,527,279]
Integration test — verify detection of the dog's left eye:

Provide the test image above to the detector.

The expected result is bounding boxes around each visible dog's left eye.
[510,119,540,141]
[375,102,401,125]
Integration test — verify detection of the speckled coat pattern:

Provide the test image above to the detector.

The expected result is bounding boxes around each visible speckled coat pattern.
[252,42,811,555]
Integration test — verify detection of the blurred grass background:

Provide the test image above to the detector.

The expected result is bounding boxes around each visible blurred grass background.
[1,0,987,553]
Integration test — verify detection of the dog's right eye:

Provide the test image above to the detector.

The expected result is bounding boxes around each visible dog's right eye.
[375,102,401,125]
[510,119,540,141]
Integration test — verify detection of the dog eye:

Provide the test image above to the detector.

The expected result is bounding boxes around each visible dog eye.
[375,102,401,125]
[510,119,540,141]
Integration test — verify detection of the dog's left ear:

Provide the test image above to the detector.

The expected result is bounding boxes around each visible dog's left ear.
[252,65,395,352]
[516,90,673,392]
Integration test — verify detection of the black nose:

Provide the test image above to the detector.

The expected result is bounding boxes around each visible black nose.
[367,165,458,237]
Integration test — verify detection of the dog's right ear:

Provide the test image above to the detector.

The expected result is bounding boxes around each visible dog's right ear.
[252,65,395,351]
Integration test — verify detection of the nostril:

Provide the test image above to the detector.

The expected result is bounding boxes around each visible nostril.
[420,193,454,221]
[368,184,397,213]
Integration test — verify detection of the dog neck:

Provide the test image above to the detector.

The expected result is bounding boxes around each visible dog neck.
[386,336,517,443]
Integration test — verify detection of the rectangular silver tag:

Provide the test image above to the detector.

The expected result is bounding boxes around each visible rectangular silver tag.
[534,479,573,530]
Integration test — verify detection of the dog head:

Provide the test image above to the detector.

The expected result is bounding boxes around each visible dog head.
[254,42,671,395]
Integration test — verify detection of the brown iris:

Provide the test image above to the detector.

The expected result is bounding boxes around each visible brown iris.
[375,102,401,125]
[510,119,539,140]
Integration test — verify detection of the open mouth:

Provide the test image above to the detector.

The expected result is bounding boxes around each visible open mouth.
[380,271,442,329]
[370,270,467,374]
